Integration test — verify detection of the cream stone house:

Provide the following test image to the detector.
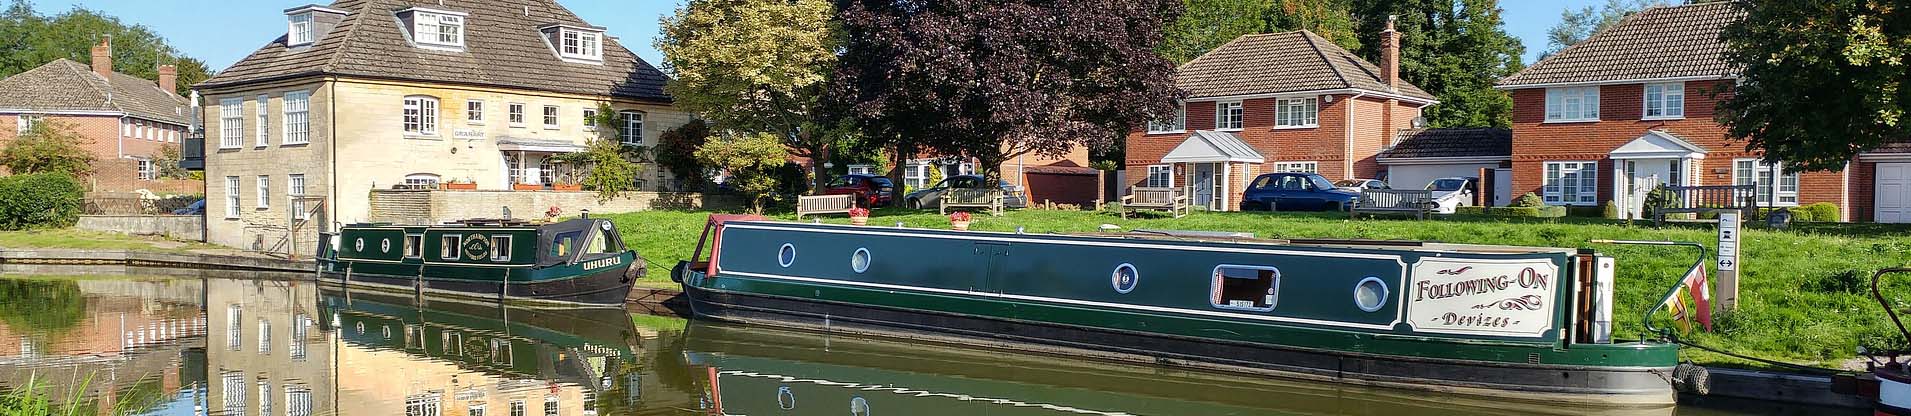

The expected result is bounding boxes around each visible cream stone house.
[196,0,687,249]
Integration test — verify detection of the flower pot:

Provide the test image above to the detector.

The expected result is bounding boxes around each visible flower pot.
[512,183,544,191]
[951,220,971,231]
[554,184,582,192]
[850,216,869,226]
[444,182,477,191]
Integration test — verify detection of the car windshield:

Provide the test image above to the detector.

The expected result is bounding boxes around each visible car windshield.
[1428,179,1468,192]
[1306,175,1338,191]
[869,177,894,188]
[1334,180,1364,187]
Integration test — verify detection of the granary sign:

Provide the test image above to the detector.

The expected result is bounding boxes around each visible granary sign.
[1406,258,1559,338]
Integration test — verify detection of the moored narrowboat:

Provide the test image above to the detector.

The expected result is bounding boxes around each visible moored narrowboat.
[319,217,643,306]
[674,215,1683,405]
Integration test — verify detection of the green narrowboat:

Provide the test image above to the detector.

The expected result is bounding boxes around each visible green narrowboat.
[319,217,644,306]
[673,215,1681,405]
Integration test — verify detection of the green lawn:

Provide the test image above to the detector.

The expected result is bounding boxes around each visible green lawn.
[0,229,220,253]
[609,207,1911,369]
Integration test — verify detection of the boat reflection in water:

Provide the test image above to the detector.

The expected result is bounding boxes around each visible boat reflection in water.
[679,322,1679,416]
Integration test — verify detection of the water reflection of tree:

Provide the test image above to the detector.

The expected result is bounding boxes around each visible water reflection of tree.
[592,326,699,415]
[0,279,87,335]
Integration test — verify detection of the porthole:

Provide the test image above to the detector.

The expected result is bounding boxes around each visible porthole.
[1354,277,1388,313]
[354,238,365,252]
[777,386,796,410]
[380,238,391,253]
[851,248,872,274]
[851,396,871,416]
[1111,263,1139,294]
[778,243,797,268]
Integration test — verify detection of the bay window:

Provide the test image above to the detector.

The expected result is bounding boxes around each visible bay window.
[1543,161,1599,205]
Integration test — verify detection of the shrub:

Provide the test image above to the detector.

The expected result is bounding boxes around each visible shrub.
[1512,192,1544,208]
[1566,205,1605,218]
[1796,202,1840,222]
[0,121,95,176]
[1454,206,1567,218]
[0,172,84,230]
[1600,201,1621,219]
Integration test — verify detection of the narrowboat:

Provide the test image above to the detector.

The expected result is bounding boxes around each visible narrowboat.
[673,215,1682,406]
[1867,268,1911,415]
[318,217,644,306]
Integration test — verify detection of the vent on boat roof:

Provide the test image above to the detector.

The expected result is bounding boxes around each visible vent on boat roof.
[446,218,532,227]
[1130,229,1256,239]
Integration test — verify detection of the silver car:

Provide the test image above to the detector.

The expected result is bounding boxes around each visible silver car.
[904,175,1029,210]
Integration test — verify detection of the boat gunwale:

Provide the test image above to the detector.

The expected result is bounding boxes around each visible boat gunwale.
[721,221,1583,257]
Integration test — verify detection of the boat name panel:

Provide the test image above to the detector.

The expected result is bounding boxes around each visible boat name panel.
[1406,258,1559,338]
[582,256,622,270]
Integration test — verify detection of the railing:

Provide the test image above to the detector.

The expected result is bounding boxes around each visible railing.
[1651,184,1763,224]
[263,196,328,260]
[1351,189,1435,220]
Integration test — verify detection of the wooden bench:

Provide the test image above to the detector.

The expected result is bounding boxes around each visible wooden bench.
[1121,187,1190,219]
[1351,189,1435,220]
[796,194,855,219]
[941,189,1005,216]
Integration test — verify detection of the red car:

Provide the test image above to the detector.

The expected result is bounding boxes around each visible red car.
[822,174,897,207]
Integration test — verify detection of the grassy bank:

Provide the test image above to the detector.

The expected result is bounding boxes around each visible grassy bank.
[608,207,1911,368]
[0,229,218,253]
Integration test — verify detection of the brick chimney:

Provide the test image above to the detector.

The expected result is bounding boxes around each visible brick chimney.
[158,65,177,94]
[90,35,112,78]
[1379,16,1400,91]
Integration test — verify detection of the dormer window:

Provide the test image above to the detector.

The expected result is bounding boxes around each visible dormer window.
[283,5,348,48]
[288,13,314,46]
[540,24,607,64]
[400,7,468,49]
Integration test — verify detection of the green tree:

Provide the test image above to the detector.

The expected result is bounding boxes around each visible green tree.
[657,0,840,191]
[1160,0,1360,64]
[1543,0,1667,57]
[654,119,712,190]
[151,143,190,179]
[0,1,211,96]
[1718,0,1910,171]
[555,103,644,202]
[1352,0,1525,128]
[695,132,790,213]
[1,120,94,176]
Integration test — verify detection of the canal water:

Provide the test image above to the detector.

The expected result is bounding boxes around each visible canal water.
[0,274,1851,415]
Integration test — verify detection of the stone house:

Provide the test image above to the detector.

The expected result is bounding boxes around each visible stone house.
[195,0,691,249]
[1124,22,1435,211]
[0,37,198,194]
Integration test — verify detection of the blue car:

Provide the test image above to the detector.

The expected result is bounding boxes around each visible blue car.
[1240,172,1360,212]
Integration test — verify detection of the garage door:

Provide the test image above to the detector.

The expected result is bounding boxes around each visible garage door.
[1880,163,1911,223]
[1385,164,1498,191]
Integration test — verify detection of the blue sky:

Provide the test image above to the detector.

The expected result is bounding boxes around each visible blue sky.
[30,0,1599,71]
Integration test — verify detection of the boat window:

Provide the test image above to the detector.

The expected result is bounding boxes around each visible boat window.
[440,235,458,260]
[403,234,423,259]
[1354,277,1389,312]
[587,231,614,254]
[491,235,513,262]
[778,243,796,267]
[1112,263,1139,294]
[851,248,871,273]
[550,231,582,258]
[1210,265,1279,311]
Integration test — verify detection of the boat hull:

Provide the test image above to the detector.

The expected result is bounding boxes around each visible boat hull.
[683,279,1677,407]
[320,262,636,306]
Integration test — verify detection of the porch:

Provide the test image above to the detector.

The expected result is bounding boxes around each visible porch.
[1154,130,1267,211]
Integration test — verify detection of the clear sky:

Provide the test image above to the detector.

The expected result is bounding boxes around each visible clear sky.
[27,0,1597,72]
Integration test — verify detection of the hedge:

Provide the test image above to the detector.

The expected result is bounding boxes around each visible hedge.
[1793,202,1840,222]
[1453,205,1568,218]
[0,172,84,230]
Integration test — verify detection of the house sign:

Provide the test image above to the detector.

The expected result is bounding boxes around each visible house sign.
[452,128,486,141]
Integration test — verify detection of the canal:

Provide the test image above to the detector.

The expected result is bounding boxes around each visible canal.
[0,274,1852,415]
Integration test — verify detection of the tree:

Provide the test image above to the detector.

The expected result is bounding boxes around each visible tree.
[554,103,644,202]
[1,120,94,176]
[1543,0,1667,57]
[654,119,712,190]
[695,133,789,213]
[0,1,211,96]
[657,0,841,192]
[1351,0,1525,128]
[1718,0,1911,171]
[830,0,1185,186]
[1160,0,1360,65]
[151,144,190,180]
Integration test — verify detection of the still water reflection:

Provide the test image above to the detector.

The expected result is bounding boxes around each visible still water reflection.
[0,275,1852,415]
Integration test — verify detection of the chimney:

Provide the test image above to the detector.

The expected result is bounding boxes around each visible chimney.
[1379,15,1400,91]
[158,65,177,94]
[90,35,113,78]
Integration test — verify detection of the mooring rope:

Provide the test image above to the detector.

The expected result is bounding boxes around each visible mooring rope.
[1662,333,1846,376]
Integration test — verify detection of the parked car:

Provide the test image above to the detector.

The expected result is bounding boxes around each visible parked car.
[822,174,897,207]
[904,175,1029,210]
[1335,179,1390,192]
[1425,177,1478,214]
[171,199,206,215]
[1241,173,1360,212]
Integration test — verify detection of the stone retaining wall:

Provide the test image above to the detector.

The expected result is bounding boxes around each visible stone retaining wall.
[77,215,205,241]
[369,190,742,225]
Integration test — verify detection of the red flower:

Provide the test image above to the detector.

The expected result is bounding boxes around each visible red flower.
[848,207,870,217]
[949,211,972,222]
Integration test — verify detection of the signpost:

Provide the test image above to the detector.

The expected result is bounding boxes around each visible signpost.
[1716,211,1741,311]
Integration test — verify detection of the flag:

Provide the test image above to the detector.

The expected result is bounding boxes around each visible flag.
[1662,289,1691,333]
[1684,264,1714,331]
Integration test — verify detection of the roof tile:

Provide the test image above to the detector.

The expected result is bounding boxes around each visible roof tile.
[1378,128,1512,159]
[1175,31,1434,101]
[0,59,191,124]
[1499,2,1742,87]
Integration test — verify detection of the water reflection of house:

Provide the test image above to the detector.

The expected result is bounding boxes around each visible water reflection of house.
[0,278,207,414]
[205,278,335,416]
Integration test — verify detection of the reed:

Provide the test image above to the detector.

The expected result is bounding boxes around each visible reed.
[0,373,93,416]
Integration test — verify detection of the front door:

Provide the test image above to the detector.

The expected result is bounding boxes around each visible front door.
[1191,163,1218,211]
[1492,168,1514,207]
[1622,159,1681,218]
[1880,163,1911,223]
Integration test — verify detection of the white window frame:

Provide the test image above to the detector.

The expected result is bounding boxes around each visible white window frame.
[1272,161,1318,173]
[15,114,40,134]
[220,98,243,149]
[1542,161,1599,206]
[1734,159,1799,206]
[289,174,308,220]
[1214,101,1243,131]
[490,235,512,262]
[559,28,603,60]
[1544,87,1600,122]
[507,103,526,127]
[136,158,155,180]
[1145,165,1173,188]
[284,91,310,145]
[256,175,270,209]
[1146,104,1185,134]
[465,100,485,125]
[257,318,271,353]
[1274,98,1319,128]
[543,396,558,416]
[581,107,597,131]
[1643,82,1685,120]
[286,385,313,416]
[256,94,270,147]
[412,10,465,48]
[404,391,443,416]
[288,13,315,46]
[404,96,439,135]
[619,111,644,145]
[542,105,560,129]
[225,176,241,218]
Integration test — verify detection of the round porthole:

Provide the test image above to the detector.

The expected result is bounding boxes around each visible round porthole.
[1111,263,1139,294]
[354,322,365,335]
[778,243,797,268]
[354,238,365,252]
[851,396,871,416]
[1354,277,1388,312]
[380,238,392,253]
[851,248,872,274]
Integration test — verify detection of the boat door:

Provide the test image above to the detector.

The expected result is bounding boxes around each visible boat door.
[971,242,1010,294]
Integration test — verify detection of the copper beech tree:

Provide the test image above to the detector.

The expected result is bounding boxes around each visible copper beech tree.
[828,0,1185,185]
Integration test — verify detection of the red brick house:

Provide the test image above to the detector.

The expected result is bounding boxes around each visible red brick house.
[1496,2,1904,221]
[0,37,197,194]
[1125,23,1435,211]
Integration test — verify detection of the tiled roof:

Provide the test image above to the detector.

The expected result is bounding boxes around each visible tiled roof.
[1499,2,1743,87]
[1162,130,1267,163]
[1874,141,1911,155]
[1378,128,1512,159]
[199,0,670,103]
[1175,31,1435,101]
[0,59,191,125]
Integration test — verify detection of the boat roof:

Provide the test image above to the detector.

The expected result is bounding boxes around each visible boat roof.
[728,220,1582,256]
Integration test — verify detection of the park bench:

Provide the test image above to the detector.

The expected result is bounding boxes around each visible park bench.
[1121,187,1190,219]
[941,188,1006,216]
[1651,184,1763,225]
[796,194,856,219]
[1351,189,1435,220]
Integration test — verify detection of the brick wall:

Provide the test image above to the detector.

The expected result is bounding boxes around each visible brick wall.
[0,113,195,193]
[1853,161,1877,222]
[367,189,743,225]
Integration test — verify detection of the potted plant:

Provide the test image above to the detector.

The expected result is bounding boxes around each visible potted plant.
[554,173,582,192]
[848,207,870,226]
[444,177,478,191]
[512,181,544,191]
[949,211,972,231]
